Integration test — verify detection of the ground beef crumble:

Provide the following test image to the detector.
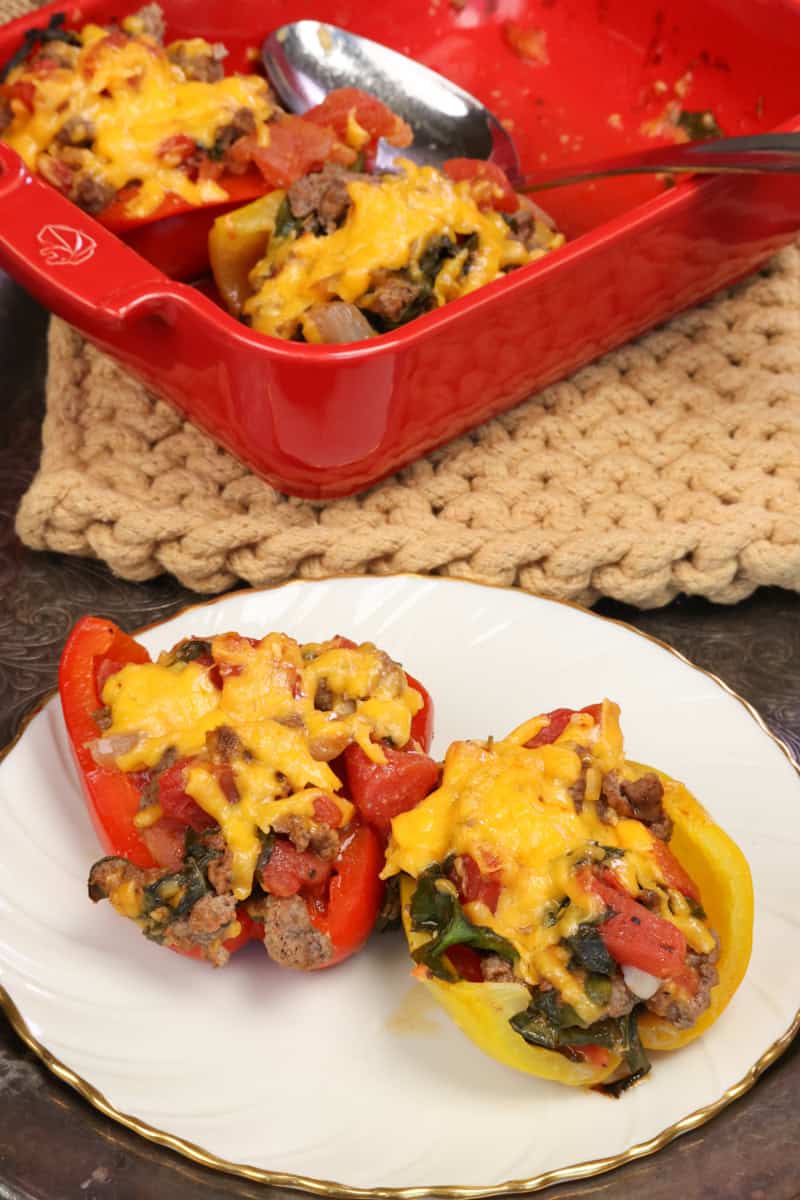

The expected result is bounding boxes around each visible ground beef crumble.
[598,770,673,841]
[249,894,333,970]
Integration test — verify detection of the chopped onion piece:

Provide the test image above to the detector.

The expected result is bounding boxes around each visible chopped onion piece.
[305,302,375,344]
[87,732,141,766]
[622,964,661,1000]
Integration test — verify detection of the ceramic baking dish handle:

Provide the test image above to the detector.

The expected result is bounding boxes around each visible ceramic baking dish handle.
[0,145,181,337]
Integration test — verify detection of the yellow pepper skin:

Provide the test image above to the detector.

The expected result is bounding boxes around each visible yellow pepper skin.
[400,877,621,1087]
[208,190,286,316]
[394,716,753,1089]
[635,766,753,1052]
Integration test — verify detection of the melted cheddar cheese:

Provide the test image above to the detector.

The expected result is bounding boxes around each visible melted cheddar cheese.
[384,700,716,1025]
[101,632,422,899]
[242,161,565,339]
[2,19,272,218]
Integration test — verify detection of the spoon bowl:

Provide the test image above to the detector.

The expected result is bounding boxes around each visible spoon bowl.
[262,20,520,178]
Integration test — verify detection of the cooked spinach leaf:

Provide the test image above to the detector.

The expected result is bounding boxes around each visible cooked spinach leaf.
[375,874,402,932]
[172,638,212,663]
[584,973,613,1006]
[410,863,517,981]
[0,13,80,81]
[510,989,651,1086]
[184,828,224,876]
[418,236,457,283]
[563,923,616,976]
[273,197,304,241]
[143,858,207,921]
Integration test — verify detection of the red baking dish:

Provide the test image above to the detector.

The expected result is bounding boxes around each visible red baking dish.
[1,0,800,499]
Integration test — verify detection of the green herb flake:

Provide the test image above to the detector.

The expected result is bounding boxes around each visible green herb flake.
[543,895,570,927]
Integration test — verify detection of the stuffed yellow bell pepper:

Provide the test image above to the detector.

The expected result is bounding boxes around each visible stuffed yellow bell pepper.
[209,158,564,343]
[384,700,753,1091]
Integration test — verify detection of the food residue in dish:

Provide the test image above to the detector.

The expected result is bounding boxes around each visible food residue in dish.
[503,22,550,66]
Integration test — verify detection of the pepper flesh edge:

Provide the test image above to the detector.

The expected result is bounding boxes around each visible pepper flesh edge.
[629,763,753,1052]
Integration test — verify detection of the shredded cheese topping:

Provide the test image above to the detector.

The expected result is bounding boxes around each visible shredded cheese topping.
[2,19,272,218]
[101,632,422,899]
[243,160,565,339]
[384,700,716,1024]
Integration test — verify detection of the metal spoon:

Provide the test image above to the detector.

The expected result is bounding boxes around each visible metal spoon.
[262,21,800,192]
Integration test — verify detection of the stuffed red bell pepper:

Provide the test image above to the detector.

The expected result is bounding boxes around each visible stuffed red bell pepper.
[60,616,436,970]
[384,700,753,1090]
[0,5,412,236]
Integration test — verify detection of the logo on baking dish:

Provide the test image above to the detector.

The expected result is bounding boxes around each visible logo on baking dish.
[36,224,97,266]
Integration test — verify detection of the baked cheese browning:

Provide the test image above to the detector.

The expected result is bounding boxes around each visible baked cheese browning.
[385,700,718,1028]
[99,632,423,900]
[241,160,565,340]
[0,5,273,218]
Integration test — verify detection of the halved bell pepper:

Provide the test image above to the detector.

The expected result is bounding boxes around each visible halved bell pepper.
[394,705,753,1088]
[59,615,259,959]
[59,616,436,969]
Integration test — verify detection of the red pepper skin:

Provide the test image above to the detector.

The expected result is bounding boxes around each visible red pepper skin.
[307,821,385,968]
[59,616,256,959]
[259,838,334,899]
[406,672,434,751]
[59,616,152,867]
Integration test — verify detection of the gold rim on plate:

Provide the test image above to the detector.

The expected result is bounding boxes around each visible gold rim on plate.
[1,574,798,1198]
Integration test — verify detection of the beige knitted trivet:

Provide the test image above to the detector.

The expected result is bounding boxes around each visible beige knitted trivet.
[15,241,800,607]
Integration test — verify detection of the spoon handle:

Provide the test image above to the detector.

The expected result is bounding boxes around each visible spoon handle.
[515,133,800,192]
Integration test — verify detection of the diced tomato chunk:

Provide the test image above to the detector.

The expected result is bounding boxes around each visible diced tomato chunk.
[157,133,197,165]
[582,868,696,992]
[141,817,187,870]
[304,87,412,148]
[313,793,344,828]
[446,943,485,982]
[524,704,601,748]
[443,158,518,213]
[157,761,217,832]
[250,116,345,188]
[343,742,439,839]
[569,1043,610,1068]
[451,854,502,914]
[1,79,36,110]
[81,31,129,77]
[94,657,127,695]
[260,837,333,899]
[330,635,357,650]
[650,838,701,903]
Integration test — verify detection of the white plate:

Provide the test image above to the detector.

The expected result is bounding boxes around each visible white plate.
[1,577,798,1197]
